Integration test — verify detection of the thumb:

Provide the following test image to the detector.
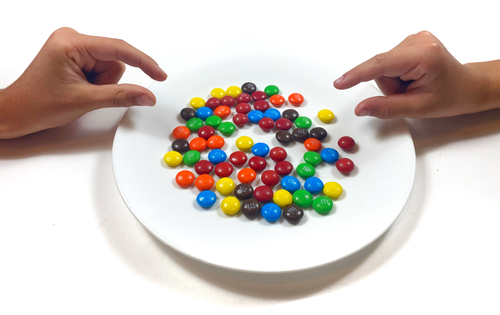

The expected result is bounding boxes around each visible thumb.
[81,83,156,110]
[355,93,428,119]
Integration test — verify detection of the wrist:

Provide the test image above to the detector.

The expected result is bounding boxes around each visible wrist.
[463,61,500,112]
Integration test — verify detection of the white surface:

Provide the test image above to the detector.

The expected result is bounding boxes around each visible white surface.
[112,51,415,272]
[1,0,500,313]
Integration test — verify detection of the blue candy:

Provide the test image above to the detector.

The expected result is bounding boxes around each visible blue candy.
[196,107,213,120]
[196,190,217,208]
[281,176,301,193]
[304,176,324,194]
[261,203,281,222]
[208,149,227,164]
[320,148,339,163]
[248,110,264,123]
[251,142,270,157]
[264,108,281,121]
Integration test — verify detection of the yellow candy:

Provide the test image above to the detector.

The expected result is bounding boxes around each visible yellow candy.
[235,136,254,151]
[216,177,235,195]
[163,151,183,167]
[318,109,335,123]
[273,189,293,207]
[190,97,206,109]
[221,196,241,215]
[211,88,226,99]
[226,86,242,98]
[323,182,343,199]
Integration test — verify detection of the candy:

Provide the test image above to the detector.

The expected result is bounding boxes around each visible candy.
[205,97,221,110]
[236,103,251,114]
[304,176,324,194]
[172,126,190,139]
[171,138,190,154]
[196,107,213,120]
[280,176,301,193]
[275,130,293,144]
[221,95,236,107]
[211,88,226,99]
[336,158,354,173]
[303,151,322,166]
[175,170,195,188]
[216,177,236,195]
[241,82,257,95]
[248,156,267,171]
[269,95,285,107]
[164,151,183,167]
[309,127,327,141]
[304,138,322,151]
[264,85,279,96]
[214,106,231,119]
[196,190,217,208]
[274,160,293,175]
[282,109,299,121]
[190,97,206,109]
[189,137,207,151]
[292,189,313,207]
[183,150,201,166]
[218,121,236,136]
[229,151,247,166]
[226,86,242,98]
[208,149,227,164]
[221,196,241,214]
[194,160,214,175]
[283,204,304,223]
[318,109,334,123]
[338,136,356,150]
[264,108,281,121]
[195,174,215,191]
[269,147,287,162]
[238,168,257,183]
[186,117,204,132]
[214,162,233,177]
[233,183,254,200]
[258,117,274,131]
[235,136,254,151]
[296,163,315,179]
[251,91,267,101]
[312,196,333,214]
[254,100,270,112]
[288,93,304,106]
[248,110,264,123]
[294,116,312,129]
[275,118,292,130]
[251,142,270,157]
[180,108,197,121]
[197,126,215,140]
[205,115,222,129]
[261,203,281,222]
[232,113,249,127]
[253,185,274,202]
[206,135,225,149]
[320,148,339,163]
[241,198,262,217]
[261,170,280,186]
[323,182,343,199]
[236,93,251,104]
[291,128,309,142]
[273,189,293,207]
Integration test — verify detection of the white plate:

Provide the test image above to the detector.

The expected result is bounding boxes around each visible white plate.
[112,52,416,273]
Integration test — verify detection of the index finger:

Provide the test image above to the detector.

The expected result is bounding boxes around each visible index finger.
[82,34,168,82]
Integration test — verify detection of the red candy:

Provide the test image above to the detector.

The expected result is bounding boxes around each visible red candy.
[197,126,215,140]
[288,93,304,106]
[304,138,322,151]
[254,100,270,112]
[214,162,234,177]
[338,136,355,150]
[205,97,221,110]
[251,91,267,101]
[275,118,292,130]
[253,185,274,202]
[248,156,267,171]
[336,158,355,173]
[229,151,247,166]
[275,160,293,175]
[236,93,251,104]
[194,160,214,175]
[236,103,251,114]
[269,147,287,162]
[221,95,236,107]
[261,170,280,186]
[258,117,275,131]
[233,113,249,127]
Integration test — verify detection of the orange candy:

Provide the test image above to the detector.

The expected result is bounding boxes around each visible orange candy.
[175,170,195,188]
[214,105,231,119]
[195,174,215,191]
[304,138,322,151]
[270,95,285,107]
[172,126,190,139]
[189,137,207,151]
[207,135,225,149]
[288,93,304,106]
[237,168,257,183]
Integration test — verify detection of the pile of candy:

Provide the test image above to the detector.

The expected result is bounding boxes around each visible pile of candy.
[163,82,356,224]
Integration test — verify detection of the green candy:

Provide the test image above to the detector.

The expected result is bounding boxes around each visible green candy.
[264,85,279,96]
[296,163,315,179]
[295,116,312,129]
[205,115,222,129]
[303,151,322,166]
[312,196,334,214]
[186,117,204,131]
[218,121,236,136]
[182,150,201,166]
[292,190,313,208]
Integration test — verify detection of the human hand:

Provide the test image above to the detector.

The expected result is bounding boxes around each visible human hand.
[333,31,496,119]
[0,27,167,139]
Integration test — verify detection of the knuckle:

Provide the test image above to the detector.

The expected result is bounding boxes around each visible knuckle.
[372,53,387,67]
[113,91,127,107]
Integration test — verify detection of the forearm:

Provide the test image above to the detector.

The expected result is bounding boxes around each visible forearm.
[464,60,500,113]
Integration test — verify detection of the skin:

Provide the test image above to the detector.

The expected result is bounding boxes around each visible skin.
[334,31,500,119]
[0,27,167,139]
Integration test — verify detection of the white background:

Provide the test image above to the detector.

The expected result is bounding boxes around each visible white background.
[1,0,499,313]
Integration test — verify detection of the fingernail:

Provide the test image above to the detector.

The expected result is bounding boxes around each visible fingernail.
[136,95,154,106]
[334,75,345,85]
[358,108,372,117]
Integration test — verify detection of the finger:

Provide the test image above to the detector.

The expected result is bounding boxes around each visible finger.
[90,60,126,85]
[354,93,430,119]
[80,34,167,82]
[81,83,157,111]
[374,76,412,95]
[334,47,425,90]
